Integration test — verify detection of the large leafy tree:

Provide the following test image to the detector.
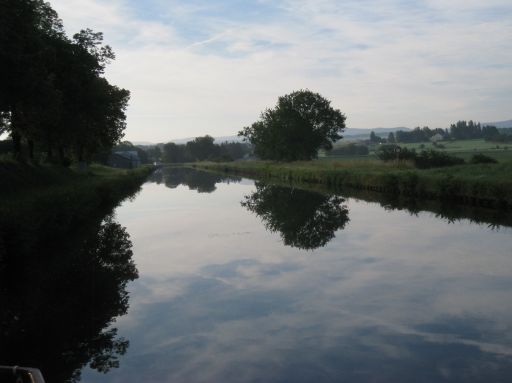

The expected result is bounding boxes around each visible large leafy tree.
[186,135,218,161]
[0,1,129,163]
[239,90,346,161]
[0,0,65,157]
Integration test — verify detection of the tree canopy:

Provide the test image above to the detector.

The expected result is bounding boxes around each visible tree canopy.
[0,0,130,164]
[161,136,251,163]
[238,90,346,161]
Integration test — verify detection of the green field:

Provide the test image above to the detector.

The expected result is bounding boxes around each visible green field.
[324,138,512,162]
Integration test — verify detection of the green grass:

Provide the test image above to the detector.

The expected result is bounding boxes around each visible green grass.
[0,161,151,196]
[193,159,512,209]
[324,139,512,162]
[0,161,153,236]
[397,139,512,160]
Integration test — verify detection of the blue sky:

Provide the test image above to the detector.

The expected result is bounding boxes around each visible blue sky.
[50,0,512,142]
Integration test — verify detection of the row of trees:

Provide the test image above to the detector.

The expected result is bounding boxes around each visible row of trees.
[162,136,251,163]
[378,121,509,144]
[0,0,130,164]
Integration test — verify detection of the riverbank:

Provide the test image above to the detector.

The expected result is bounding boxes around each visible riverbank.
[0,162,153,242]
[0,160,152,195]
[193,160,512,209]
[0,162,147,379]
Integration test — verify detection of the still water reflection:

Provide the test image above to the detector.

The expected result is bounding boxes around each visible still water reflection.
[0,215,138,383]
[3,167,512,382]
[242,182,349,249]
[80,168,512,382]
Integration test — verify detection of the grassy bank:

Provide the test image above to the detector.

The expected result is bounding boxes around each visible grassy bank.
[193,160,512,209]
[0,162,152,243]
[0,159,152,195]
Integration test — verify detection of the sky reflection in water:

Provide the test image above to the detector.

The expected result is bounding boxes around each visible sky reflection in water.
[83,168,512,383]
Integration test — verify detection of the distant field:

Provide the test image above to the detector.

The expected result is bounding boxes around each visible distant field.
[324,139,512,162]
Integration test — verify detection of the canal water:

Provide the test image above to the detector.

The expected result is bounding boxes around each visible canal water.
[3,167,512,382]
[83,168,512,382]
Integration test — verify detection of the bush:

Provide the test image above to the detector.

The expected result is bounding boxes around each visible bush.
[470,153,498,164]
[415,150,465,169]
[376,144,416,162]
[377,145,465,169]
[329,143,369,156]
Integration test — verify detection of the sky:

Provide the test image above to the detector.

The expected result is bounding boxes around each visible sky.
[49,0,512,143]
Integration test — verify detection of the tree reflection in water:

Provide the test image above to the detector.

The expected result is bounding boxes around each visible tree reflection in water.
[242,182,350,250]
[149,167,241,193]
[0,216,138,383]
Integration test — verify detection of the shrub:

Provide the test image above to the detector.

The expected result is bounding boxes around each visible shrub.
[329,143,369,156]
[415,150,465,169]
[376,144,416,162]
[470,153,498,164]
[377,146,465,169]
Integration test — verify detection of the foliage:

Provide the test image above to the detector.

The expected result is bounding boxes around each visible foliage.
[414,149,465,169]
[376,144,417,162]
[186,135,218,161]
[219,141,251,160]
[395,126,447,143]
[162,137,251,163]
[329,142,369,156]
[196,160,512,209]
[391,121,506,145]
[470,153,498,164]
[377,145,465,169]
[145,145,162,162]
[449,120,482,140]
[0,0,129,163]
[162,142,192,163]
[238,90,346,161]
[485,130,512,143]
[369,131,383,143]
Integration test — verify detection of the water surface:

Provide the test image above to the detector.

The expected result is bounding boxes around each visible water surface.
[77,168,512,383]
[3,167,511,382]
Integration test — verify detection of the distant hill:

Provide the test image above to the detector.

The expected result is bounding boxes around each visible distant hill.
[133,121,512,147]
[142,129,410,146]
[482,119,512,129]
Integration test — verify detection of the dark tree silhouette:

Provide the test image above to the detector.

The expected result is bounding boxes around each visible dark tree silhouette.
[242,182,349,249]
[0,216,138,383]
[238,90,346,161]
[0,0,129,163]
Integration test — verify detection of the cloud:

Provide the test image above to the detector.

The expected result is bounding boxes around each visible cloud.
[49,0,512,142]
